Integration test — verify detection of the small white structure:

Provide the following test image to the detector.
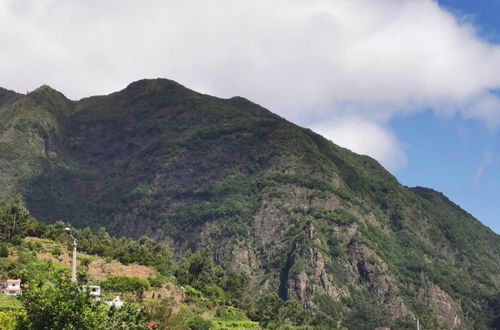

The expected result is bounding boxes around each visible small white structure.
[82,285,101,297]
[88,285,101,297]
[104,296,124,308]
[0,279,22,295]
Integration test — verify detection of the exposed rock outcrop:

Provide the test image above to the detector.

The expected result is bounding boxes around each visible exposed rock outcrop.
[349,242,411,318]
[420,283,463,328]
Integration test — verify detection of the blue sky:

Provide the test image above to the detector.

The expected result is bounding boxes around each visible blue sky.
[392,111,500,232]
[438,0,500,42]
[0,1,499,233]
[391,0,500,233]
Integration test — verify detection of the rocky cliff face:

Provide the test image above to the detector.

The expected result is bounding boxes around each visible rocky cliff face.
[0,79,499,329]
[424,284,462,328]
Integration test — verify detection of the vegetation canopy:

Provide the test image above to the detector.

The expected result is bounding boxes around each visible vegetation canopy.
[0,79,498,329]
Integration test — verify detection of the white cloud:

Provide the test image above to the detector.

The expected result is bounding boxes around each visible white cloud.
[472,151,494,186]
[472,164,485,186]
[1,0,500,169]
[311,117,407,171]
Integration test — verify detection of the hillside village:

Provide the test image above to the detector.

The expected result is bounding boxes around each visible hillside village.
[0,200,265,329]
[0,236,184,306]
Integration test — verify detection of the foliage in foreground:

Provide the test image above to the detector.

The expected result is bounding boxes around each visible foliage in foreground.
[16,273,106,330]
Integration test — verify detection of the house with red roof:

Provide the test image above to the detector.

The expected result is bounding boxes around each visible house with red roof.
[0,279,22,295]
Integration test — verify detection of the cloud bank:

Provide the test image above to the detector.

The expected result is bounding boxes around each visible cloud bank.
[1,0,500,170]
[312,118,408,171]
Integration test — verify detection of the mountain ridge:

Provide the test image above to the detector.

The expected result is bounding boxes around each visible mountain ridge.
[0,79,499,329]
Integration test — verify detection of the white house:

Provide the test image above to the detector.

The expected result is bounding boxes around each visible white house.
[82,284,123,308]
[0,279,22,295]
[88,285,101,297]
[82,285,101,297]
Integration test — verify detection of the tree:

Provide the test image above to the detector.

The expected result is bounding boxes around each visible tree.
[220,270,250,306]
[100,276,150,293]
[144,299,187,330]
[175,251,220,290]
[16,273,106,330]
[248,293,340,329]
[106,302,146,330]
[0,311,23,330]
[0,196,32,244]
[0,243,8,258]
[343,291,394,330]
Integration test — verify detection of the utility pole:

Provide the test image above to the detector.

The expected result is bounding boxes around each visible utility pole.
[65,227,78,282]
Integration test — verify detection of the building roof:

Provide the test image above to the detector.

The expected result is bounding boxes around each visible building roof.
[3,279,21,283]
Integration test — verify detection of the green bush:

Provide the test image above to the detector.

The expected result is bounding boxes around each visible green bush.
[216,306,248,321]
[16,274,106,330]
[101,276,150,293]
[51,246,62,258]
[0,244,8,258]
[248,293,329,329]
[183,285,203,298]
[203,284,227,304]
[107,302,146,329]
[147,276,163,288]
[0,311,23,330]
[180,309,211,330]
[78,256,92,267]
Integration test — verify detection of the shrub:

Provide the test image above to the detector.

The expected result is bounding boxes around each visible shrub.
[180,309,211,330]
[51,246,62,258]
[78,256,92,267]
[144,299,186,330]
[0,311,23,330]
[216,306,247,321]
[183,285,203,298]
[101,276,150,293]
[147,276,164,288]
[16,274,106,329]
[203,284,227,304]
[0,244,8,258]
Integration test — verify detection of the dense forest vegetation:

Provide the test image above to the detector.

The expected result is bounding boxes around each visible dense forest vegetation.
[1,79,500,329]
[1,196,496,329]
[0,196,359,329]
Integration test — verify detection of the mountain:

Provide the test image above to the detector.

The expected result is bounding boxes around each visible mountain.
[1,79,499,329]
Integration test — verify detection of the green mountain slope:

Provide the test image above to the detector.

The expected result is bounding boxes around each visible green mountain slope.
[0,79,499,329]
